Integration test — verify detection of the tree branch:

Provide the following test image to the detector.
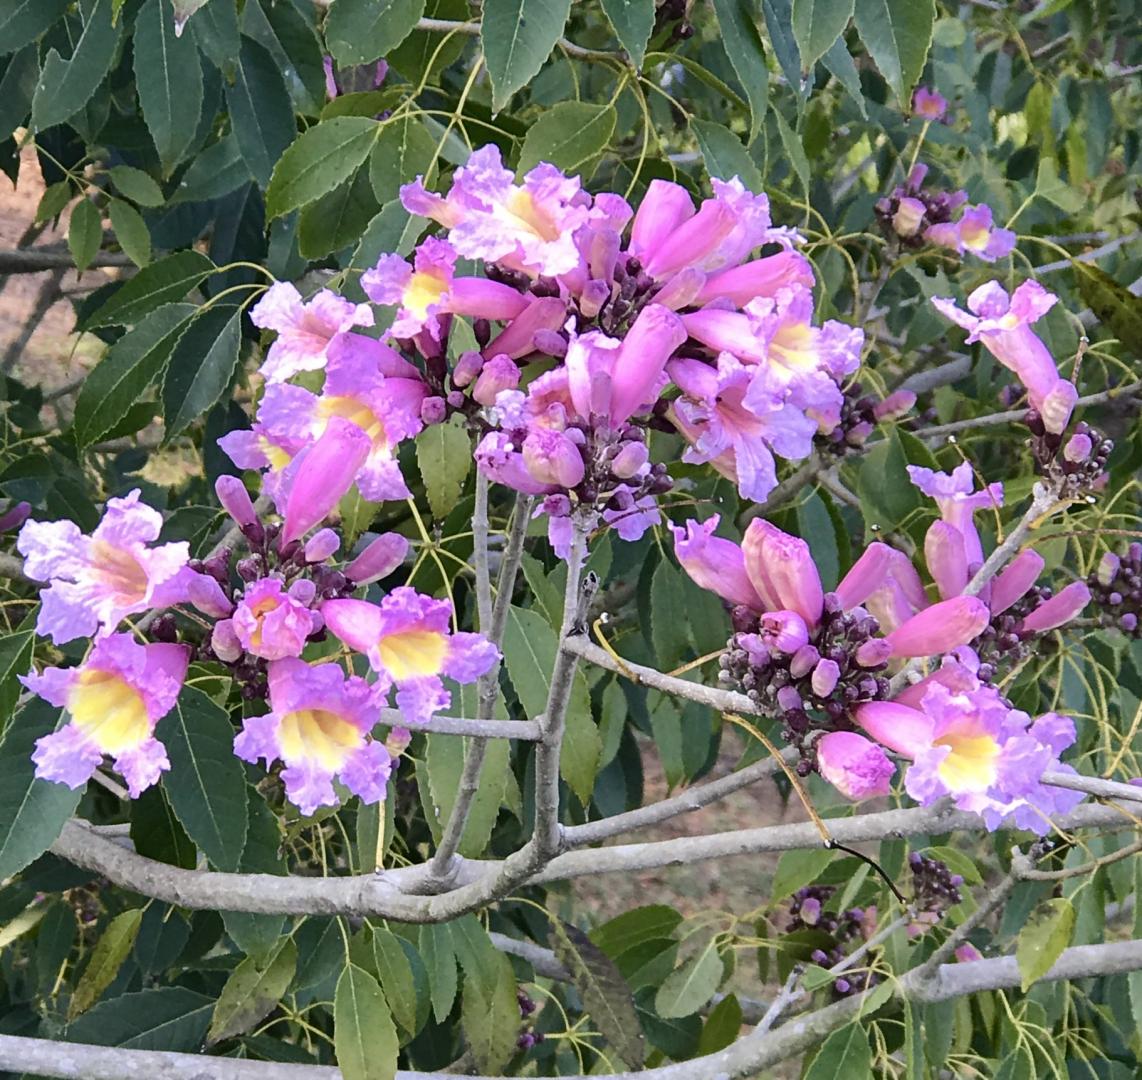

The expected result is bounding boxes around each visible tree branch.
[0,249,133,273]
[4,936,1142,1079]
[427,492,534,883]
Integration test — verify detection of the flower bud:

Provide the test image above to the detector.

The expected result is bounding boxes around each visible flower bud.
[1063,432,1093,463]
[472,355,521,406]
[420,395,447,425]
[790,644,820,678]
[610,440,649,479]
[873,390,916,421]
[816,731,895,801]
[1020,581,1090,633]
[215,475,257,528]
[452,350,484,388]
[811,658,841,697]
[187,573,234,618]
[211,619,243,662]
[892,197,927,238]
[1097,552,1120,587]
[345,532,409,585]
[304,528,340,564]
[522,428,585,488]
[760,610,809,654]
[0,501,31,533]
[776,685,803,713]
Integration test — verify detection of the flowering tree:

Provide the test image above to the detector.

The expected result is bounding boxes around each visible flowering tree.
[1,1,1141,1078]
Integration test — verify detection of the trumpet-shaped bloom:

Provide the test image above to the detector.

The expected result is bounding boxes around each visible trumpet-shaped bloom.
[926,204,1016,263]
[362,236,527,341]
[816,731,895,800]
[18,490,190,645]
[907,463,1003,575]
[225,578,321,660]
[695,251,815,307]
[669,515,764,611]
[855,668,1083,833]
[637,177,785,279]
[250,281,373,383]
[669,353,817,502]
[401,145,589,277]
[345,532,410,585]
[932,281,1078,433]
[835,541,928,634]
[234,659,393,817]
[882,596,990,657]
[239,333,427,511]
[22,634,189,797]
[280,418,372,544]
[1020,581,1091,633]
[322,589,499,725]
[741,519,825,627]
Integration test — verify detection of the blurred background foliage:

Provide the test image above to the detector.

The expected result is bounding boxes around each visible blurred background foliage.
[0,1,1141,1077]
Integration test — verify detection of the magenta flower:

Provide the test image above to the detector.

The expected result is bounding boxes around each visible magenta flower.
[18,490,190,645]
[907,462,1003,576]
[362,236,527,341]
[855,662,1083,833]
[926,205,1016,263]
[224,578,320,660]
[669,352,817,502]
[21,634,189,797]
[250,281,373,383]
[835,541,928,634]
[235,333,427,513]
[1019,580,1091,633]
[233,658,394,817]
[633,177,785,279]
[816,731,895,801]
[401,145,589,277]
[881,596,990,657]
[669,515,764,611]
[279,418,373,545]
[990,549,1045,615]
[911,87,948,121]
[932,281,1078,433]
[694,250,816,307]
[322,588,499,724]
[483,296,568,360]
[741,519,824,628]
[215,475,258,529]
[345,532,409,586]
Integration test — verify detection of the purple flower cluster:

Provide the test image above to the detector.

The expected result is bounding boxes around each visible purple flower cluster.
[1089,544,1142,638]
[876,164,1015,262]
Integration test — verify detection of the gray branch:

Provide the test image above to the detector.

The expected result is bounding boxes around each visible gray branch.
[3,935,1141,1080]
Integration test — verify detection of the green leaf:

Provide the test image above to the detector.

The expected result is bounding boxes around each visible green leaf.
[372,928,417,1035]
[821,35,866,116]
[857,425,921,533]
[600,0,653,69]
[108,165,165,207]
[130,784,196,869]
[161,304,243,437]
[655,941,724,1018]
[460,949,519,1074]
[418,922,458,1022]
[265,116,379,219]
[169,134,247,204]
[853,0,934,106]
[481,0,572,112]
[299,163,380,259]
[805,1022,872,1079]
[550,917,645,1068]
[0,630,34,724]
[67,198,103,272]
[690,118,762,190]
[226,35,297,190]
[712,0,769,143]
[208,939,297,1045]
[31,0,122,132]
[325,0,426,65]
[0,0,71,55]
[591,905,682,958]
[771,848,834,900]
[108,198,151,268]
[335,964,399,1080]
[762,0,805,93]
[221,792,286,959]
[156,685,249,870]
[0,700,81,879]
[1074,262,1142,358]
[772,107,809,192]
[1016,897,1074,991]
[134,0,203,174]
[82,249,214,328]
[415,416,471,521]
[503,606,600,804]
[35,181,71,224]
[792,0,854,71]
[65,987,213,1051]
[517,101,617,178]
[69,910,144,1019]
[698,992,742,1054]
[73,303,195,448]
[368,114,438,205]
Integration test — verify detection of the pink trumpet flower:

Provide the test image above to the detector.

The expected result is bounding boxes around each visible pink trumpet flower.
[816,731,895,801]
[280,418,372,545]
[22,634,189,797]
